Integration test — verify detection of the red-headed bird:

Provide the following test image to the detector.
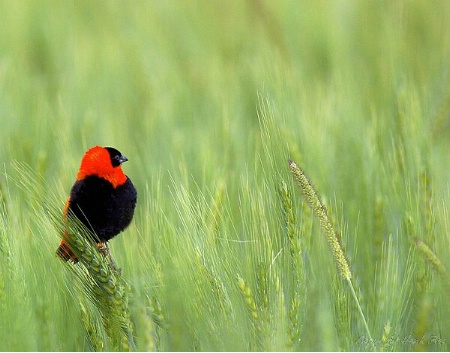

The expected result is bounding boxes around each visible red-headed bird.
[56,146,137,262]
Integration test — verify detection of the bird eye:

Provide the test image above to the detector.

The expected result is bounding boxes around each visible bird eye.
[110,154,122,167]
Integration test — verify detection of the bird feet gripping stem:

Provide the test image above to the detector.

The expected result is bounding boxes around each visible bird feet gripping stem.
[97,242,122,275]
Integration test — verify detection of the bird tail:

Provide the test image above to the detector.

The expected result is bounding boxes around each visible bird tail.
[56,238,78,263]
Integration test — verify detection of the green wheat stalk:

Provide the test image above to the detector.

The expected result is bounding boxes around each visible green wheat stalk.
[288,158,375,351]
[414,237,449,284]
[65,213,135,351]
[49,208,136,351]
[380,321,392,351]
[142,306,156,352]
[237,274,259,321]
[287,296,301,350]
[279,180,302,267]
[278,180,303,349]
[194,251,232,318]
[80,299,105,351]
[237,273,262,349]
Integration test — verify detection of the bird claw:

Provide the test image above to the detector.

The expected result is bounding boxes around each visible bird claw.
[97,242,122,274]
[97,242,108,255]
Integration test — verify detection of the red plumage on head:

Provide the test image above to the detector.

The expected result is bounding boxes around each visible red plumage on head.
[76,146,127,188]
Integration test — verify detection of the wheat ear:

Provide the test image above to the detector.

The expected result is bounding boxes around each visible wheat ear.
[288,159,375,351]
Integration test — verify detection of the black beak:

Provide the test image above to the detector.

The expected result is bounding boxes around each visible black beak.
[119,155,128,164]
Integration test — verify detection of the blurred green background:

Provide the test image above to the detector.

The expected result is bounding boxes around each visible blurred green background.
[0,0,450,351]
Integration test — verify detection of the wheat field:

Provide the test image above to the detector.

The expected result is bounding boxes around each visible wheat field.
[0,1,450,351]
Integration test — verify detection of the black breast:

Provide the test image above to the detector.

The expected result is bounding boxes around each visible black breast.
[68,175,137,242]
